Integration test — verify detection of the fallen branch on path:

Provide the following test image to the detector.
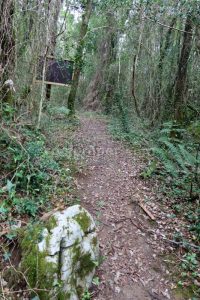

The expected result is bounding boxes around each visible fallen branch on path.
[148,229,200,251]
[138,202,156,221]
[164,237,200,251]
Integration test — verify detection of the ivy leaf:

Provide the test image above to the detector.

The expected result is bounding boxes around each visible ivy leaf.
[3,252,11,261]
[6,233,17,240]
[0,206,8,214]
[6,180,15,193]
[92,276,100,286]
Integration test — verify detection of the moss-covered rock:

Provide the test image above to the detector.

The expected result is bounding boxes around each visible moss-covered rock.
[20,225,60,299]
[19,205,99,300]
[74,211,91,233]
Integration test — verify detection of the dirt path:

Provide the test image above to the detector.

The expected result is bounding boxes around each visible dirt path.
[74,114,176,300]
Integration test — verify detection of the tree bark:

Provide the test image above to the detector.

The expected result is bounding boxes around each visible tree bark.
[159,17,176,83]
[0,0,15,86]
[174,15,193,123]
[67,0,92,115]
[103,13,117,114]
[131,6,145,119]
[46,0,63,102]
[131,55,141,118]
[84,12,116,112]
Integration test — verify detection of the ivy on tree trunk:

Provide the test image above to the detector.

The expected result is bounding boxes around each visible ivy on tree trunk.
[67,0,92,115]
[174,14,193,123]
[0,0,15,105]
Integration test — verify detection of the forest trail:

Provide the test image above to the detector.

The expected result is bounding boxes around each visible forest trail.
[73,114,177,300]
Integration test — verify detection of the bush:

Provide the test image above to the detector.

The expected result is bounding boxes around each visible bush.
[0,123,73,220]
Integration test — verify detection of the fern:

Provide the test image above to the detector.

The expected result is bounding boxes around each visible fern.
[152,146,178,177]
[152,123,200,198]
[178,144,197,166]
[162,140,188,173]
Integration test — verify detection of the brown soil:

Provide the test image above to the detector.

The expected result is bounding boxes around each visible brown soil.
[73,114,179,300]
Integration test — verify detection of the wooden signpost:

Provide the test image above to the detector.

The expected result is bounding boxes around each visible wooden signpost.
[35,56,74,86]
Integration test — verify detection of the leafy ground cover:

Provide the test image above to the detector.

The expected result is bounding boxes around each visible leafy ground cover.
[0,111,81,299]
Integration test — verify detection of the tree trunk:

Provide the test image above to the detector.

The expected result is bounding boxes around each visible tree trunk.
[83,33,111,111]
[103,14,117,114]
[174,15,193,123]
[0,0,15,91]
[159,17,176,85]
[67,0,92,115]
[45,0,63,102]
[130,3,146,119]
[84,12,116,112]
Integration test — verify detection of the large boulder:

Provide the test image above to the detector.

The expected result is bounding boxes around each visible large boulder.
[20,205,99,300]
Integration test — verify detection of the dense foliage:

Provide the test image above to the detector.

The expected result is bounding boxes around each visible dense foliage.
[0,0,200,298]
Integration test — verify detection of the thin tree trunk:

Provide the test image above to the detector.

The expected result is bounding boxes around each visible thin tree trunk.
[174,15,193,123]
[37,1,51,128]
[0,0,15,103]
[103,13,117,114]
[155,17,177,121]
[131,55,141,118]
[159,17,176,84]
[131,5,145,118]
[37,47,48,128]
[84,19,114,110]
[67,0,92,115]
[46,0,63,102]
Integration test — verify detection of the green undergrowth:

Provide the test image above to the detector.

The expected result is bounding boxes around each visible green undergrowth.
[0,112,79,223]
[0,108,83,298]
[165,254,200,300]
[108,117,148,149]
[110,116,200,208]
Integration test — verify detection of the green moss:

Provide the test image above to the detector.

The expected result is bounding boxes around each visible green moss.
[20,224,59,300]
[71,242,96,283]
[92,236,97,247]
[58,292,71,300]
[19,215,96,300]
[78,253,96,279]
[72,242,81,267]
[77,285,84,298]
[74,211,91,232]
[46,215,57,231]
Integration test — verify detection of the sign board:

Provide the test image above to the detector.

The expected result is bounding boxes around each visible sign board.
[36,56,74,86]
